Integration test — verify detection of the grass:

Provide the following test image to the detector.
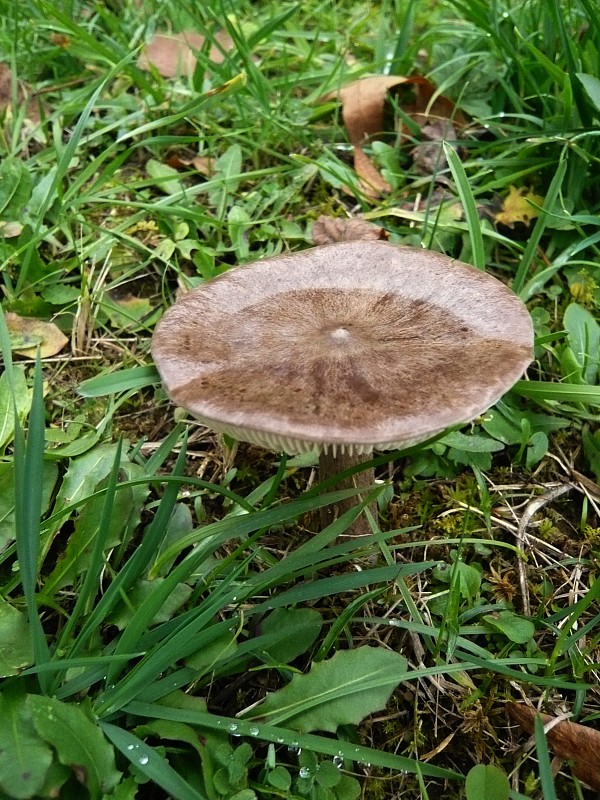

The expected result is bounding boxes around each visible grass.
[1,0,600,798]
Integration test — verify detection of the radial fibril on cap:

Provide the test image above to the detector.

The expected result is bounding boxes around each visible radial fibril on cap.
[152,241,533,454]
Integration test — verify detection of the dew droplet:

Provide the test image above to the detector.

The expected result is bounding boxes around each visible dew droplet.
[139,755,149,766]
[276,737,284,743]
[299,767,311,778]
[228,723,238,733]
[127,744,136,751]
[333,755,344,768]
[249,726,260,736]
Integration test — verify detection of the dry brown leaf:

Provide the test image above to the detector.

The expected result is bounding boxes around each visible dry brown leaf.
[165,152,214,177]
[49,33,70,48]
[0,63,43,123]
[312,215,387,245]
[322,75,465,197]
[508,703,600,790]
[411,119,457,176]
[138,30,234,78]
[495,185,544,228]
[6,312,68,359]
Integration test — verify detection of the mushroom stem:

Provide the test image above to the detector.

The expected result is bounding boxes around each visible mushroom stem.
[318,450,376,537]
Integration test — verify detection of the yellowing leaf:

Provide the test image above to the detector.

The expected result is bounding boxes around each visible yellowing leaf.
[495,185,544,227]
[6,312,68,358]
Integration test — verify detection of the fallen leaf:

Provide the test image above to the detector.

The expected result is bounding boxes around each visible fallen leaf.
[312,215,387,245]
[6,312,68,358]
[165,152,214,177]
[138,30,234,78]
[508,703,600,790]
[0,63,43,123]
[494,185,544,228]
[49,33,70,48]
[411,119,457,176]
[322,75,465,197]
[0,222,24,238]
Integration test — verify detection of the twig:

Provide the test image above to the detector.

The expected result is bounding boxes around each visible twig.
[516,483,576,616]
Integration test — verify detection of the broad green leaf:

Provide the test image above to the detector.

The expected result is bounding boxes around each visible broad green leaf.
[28,695,121,799]
[465,764,510,800]
[526,431,548,469]
[0,691,53,799]
[336,775,361,799]
[228,204,251,260]
[256,608,322,664]
[268,766,292,791]
[0,600,33,676]
[0,460,58,552]
[435,559,482,601]
[440,431,504,453]
[245,646,407,732]
[151,502,194,577]
[0,158,32,218]
[482,611,535,644]
[185,628,238,673]
[0,365,31,452]
[481,403,569,445]
[52,443,124,511]
[209,144,243,211]
[563,303,600,384]
[146,158,186,196]
[42,476,136,595]
[107,578,192,629]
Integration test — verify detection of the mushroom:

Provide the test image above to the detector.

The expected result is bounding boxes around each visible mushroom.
[151,241,533,537]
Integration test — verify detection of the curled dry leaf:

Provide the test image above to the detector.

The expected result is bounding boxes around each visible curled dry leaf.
[165,152,214,177]
[508,703,600,790]
[322,75,465,197]
[312,215,387,245]
[410,119,457,176]
[138,30,234,78]
[6,312,68,359]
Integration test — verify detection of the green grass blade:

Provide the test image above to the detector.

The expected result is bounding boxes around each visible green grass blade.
[69,439,189,662]
[122,702,463,781]
[512,380,600,406]
[54,439,125,661]
[13,354,51,690]
[513,157,567,295]
[534,715,559,800]
[101,723,207,800]
[443,142,485,269]
[78,366,160,397]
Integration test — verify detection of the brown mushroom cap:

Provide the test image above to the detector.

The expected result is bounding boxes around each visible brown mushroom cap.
[151,241,534,454]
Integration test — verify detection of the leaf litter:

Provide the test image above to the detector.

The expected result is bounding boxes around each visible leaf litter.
[322,75,465,196]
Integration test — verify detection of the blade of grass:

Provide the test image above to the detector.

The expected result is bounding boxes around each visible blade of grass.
[443,141,485,269]
[122,701,463,781]
[513,156,567,296]
[512,380,600,406]
[13,354,51,691]
[52,439,125,666]
[69,438,190,663]
[101,723,207,800]
[534,714,559,800]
